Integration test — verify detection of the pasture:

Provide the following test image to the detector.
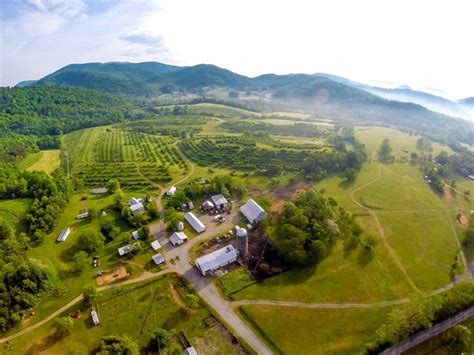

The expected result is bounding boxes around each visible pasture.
[239,305,391,354]
[6,275,244,355]
[0,198,32,233]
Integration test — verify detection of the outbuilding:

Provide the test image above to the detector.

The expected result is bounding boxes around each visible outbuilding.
[170,231,189,246]
[128,197,144,215]
[91,310,100,325]
[152,253,165,265]
[56,227,71,242]
[166,186,177,196]
[184,347,198,355]
[132,230,140,240]
[211,194,228,209]
[150,240,162,251]
[201,200,214,211]
[177,221,185,231]
[118,242,139,256]
[184,212,206,233]
[195,245,238,276]
[240,199,267,224]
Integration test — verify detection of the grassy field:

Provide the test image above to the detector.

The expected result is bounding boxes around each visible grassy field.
[5,274,244,354]
[24,150,61,174]
[11,191,159,333]
[0,198,32,232]
[239,305,391,354]
[216,267,256,297]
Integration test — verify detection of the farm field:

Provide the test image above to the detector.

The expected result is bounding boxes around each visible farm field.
[24,150,61,174]
[63,125,188,190]
[6,274,245,355]
[239,305,392,354]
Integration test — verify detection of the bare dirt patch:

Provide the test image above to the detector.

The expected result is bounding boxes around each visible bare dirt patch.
[96,266,129,286]
[169,284,186,308]
[456,213,469,228]
[251,181,312,201]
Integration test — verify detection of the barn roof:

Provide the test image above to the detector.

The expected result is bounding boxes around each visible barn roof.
[184,212,206,233]
[240,199,267,223]
[211,194,228,206]
[57,227,71,242]
[195,245,238,274]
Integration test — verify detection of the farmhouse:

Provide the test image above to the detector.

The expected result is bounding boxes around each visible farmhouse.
[118,242,139,256]
[56,227,71,242]
[240,199,267,224]
[211,194,228,209]
[150,240,162,251]
[152,253,165,265]
[91,310,100,325]
[128,197,144,215]
[166,186,177,196]
[184,212,206,233]
[132,230,140,240]
[170,231,189,246]
[195,245,238,276]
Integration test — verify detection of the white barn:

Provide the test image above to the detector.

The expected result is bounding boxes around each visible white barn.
[240,199,267,224]
[195,245,238,276]
[170,231,188,246]
[184,212,206,233]
[57,227,71,242]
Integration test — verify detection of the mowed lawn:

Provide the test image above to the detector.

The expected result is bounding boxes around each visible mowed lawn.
[7,275,243,355]
[0,198,32,232]
[239,305,391,354]
[25,150,61,174]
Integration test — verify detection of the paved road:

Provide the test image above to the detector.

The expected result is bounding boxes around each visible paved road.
[380,305,474,355]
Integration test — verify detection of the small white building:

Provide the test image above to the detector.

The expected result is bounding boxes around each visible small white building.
[132,230,140,240]
[184,212,206,233]
[118,242,139,256]
[152,253,165,265]
[76,211,89,220]
[201,200,214,211]
[240,199,267,224]
[195,245,238,276]
[128,197,144,215]
[211,194,228,209]
[187,200,194,209]
[177,221,185,231]
[170,231,189,246]
[150,240,162,251]
[91,310,100,325]
[166,186,177,196]
[56,227,71,242]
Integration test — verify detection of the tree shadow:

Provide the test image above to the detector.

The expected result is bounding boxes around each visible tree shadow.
[357,248,374,267]
[343,237,359,258]
[26,333,61,354]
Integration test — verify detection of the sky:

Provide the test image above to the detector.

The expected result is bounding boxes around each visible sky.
[1,0,473,99]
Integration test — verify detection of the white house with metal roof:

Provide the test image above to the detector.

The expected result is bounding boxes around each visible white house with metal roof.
[56,227,71,242]
[128,197,144,215]
[170,231,188,246]
[184,212,206,233]
[195,245,238,276]
[240,199,267,224]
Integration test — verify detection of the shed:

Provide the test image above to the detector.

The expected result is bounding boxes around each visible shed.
[152,253,165,265]
[132,230,140,240]
[151,240,162,251]
[184,347,198,355]
[240,199,267,224]
[166,186,177,196]
[91,310,100,325]
[170,231,189,246]
[77,211,89,220]
[56,227,71,242]
[177,221,185,231]
[211,194,228,209]
[201,200,214,211]
[187,200,194,209]
[118,242,139,256]
[184,212,206,233]
[195,245,238,275]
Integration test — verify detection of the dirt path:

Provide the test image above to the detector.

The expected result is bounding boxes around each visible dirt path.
[350,165,420,293]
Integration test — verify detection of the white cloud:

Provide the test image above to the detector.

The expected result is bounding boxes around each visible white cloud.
[1,0,473,99]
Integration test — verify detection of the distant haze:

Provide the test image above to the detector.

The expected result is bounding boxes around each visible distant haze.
[1,0,473,100]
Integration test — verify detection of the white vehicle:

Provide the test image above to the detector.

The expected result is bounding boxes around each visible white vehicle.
[214,214,222,222]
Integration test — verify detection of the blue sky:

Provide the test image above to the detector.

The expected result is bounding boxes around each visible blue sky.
[1,0,473,99]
